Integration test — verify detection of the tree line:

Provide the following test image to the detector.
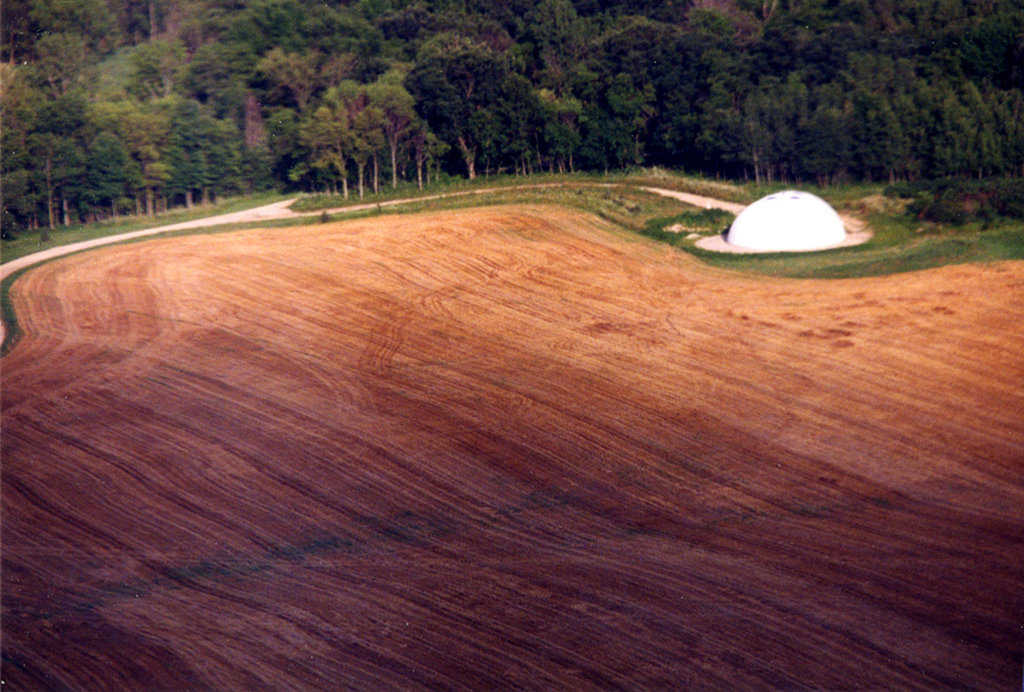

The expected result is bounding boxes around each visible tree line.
[3,0,1024,236]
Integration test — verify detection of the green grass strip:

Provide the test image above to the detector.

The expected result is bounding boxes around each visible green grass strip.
[677,214,1024,278]
[1,265,31,356]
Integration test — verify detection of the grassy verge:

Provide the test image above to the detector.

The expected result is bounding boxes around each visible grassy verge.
[1,191,292,264]
[288,168,757,212]
[290,171,635,212]
[679,213,1024,278]
[335,183,695,232]
[1,265,30,356]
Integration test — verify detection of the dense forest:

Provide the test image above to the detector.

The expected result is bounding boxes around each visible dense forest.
[3,0,1024,235]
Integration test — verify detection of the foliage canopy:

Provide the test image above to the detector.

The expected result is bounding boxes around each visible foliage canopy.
[3,0,1024,235]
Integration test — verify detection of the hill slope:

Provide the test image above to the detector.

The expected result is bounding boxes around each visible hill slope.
[3,207,1023,688]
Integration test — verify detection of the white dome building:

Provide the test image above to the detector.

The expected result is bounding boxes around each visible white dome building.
[726,190,846,251]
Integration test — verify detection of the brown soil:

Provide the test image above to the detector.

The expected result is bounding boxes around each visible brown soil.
[3,206,1022,688]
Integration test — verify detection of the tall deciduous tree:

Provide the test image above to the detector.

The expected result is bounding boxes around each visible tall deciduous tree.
[605,72,655,168]
[406,34,507,179]
[182,41,256,120]
[331,81,385,198]
[300,102,352,196]
[408,119,446,190]
[165,99,207,207]
[29,0,117,53]
[538,90,582,173]
[113,100,171,215]
[1,64,40,235]
[526,0,589,95]
[490,73,542,176]
[368,73,416,189]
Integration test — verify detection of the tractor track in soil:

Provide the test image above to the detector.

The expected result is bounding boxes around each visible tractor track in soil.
[2,202,1022,688]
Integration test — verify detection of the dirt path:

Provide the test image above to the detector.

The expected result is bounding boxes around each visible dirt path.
[638,186,747,214]
[3,206,1021,688]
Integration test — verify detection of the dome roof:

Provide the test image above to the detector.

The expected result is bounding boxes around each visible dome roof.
[727,190,845,251]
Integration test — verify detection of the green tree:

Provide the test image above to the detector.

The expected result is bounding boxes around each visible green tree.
[165,99,208,207]
[32,32,89,97]
[331,81,386,197]
[406,34,507,179]
[1,64,42,235]
[4,0,35,64]
[258,48,321,112]
[931,84,973,177]
[605,72,655,167]
[300,102,352,196]
[111,100,171,215]
[408,119,447,190]
[26,92,87,235]
[367,73,417,189]
[526,0,589,95]
[696,78,746,179]
[29,0,117,52]
[129,40,187,100]
[538,90,582,173]
[490,73,543,175]
[801,94,852,185]
[26,133,60,236]
[961,82,1001,178]
[182,41,256,120]
[226,0,306,54]
[82,131,130,218]
[200,116,242,201]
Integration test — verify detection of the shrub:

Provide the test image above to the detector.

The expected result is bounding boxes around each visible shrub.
[991,179,1024,219]
[887,176,1024,226]
[920,199,968,225]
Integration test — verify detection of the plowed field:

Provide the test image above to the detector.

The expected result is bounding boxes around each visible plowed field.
[3,206,1023,689]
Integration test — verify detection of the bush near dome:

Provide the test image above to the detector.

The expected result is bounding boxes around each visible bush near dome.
[886,178,1024,226]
